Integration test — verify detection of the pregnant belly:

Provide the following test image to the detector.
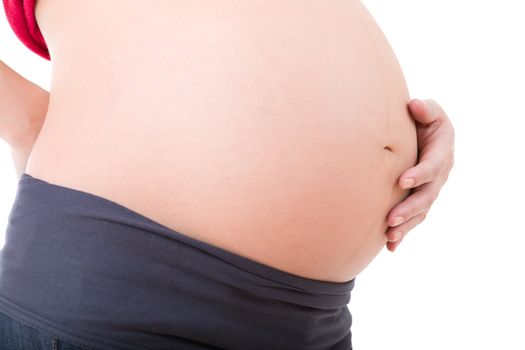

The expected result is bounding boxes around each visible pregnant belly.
[27,0,417,282]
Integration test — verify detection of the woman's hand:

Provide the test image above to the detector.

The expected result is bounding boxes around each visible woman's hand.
[385,98,455,252]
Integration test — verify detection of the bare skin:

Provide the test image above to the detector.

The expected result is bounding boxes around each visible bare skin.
[0,61,49,178]
[1,0,454,283]
[386,98,455,252]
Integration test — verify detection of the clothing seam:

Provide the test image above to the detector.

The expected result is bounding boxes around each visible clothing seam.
[0,295,143,350]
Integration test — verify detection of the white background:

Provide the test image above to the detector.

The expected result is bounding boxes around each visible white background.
[1,1,524,349]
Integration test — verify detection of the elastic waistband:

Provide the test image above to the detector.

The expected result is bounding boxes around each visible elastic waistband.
[0,173,355,350]
[15,173,355,305]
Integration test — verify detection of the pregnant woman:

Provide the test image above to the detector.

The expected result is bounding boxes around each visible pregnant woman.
[0,1,455,349]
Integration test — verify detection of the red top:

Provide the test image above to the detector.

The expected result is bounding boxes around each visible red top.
[2,0,50,60]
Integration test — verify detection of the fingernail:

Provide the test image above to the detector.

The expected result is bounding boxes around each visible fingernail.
[393,216,404,226]
[402,178,415,189]
[393,231,403,241]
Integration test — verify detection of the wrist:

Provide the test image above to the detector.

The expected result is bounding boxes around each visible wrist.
[7,110,46,151]
[2,93,48,150]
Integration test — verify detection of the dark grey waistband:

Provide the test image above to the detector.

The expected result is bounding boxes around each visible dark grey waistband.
[0,173,355,350]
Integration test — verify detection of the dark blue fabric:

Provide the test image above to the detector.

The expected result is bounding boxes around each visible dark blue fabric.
[0,309,87,349]
[0,173,355,350]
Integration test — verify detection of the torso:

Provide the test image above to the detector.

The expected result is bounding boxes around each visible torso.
[28,0,417,282]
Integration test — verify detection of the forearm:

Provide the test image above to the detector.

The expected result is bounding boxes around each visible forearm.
[0,60,49,149]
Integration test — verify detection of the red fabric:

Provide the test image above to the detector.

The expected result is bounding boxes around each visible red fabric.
[2,0,50,60]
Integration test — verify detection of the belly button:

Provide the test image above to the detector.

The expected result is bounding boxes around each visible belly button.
[384,145,394,152]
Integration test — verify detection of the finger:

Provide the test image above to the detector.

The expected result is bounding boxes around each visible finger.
[408,98,448,125]
[386,210,428,242]
[388,181,439,227]
[398,149,448,189]
[386,236,404,252]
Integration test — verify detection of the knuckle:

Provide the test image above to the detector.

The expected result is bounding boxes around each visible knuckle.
[442,171,451,183]
[431,189,439,202]
[433,185,443,200]
[425,196,435,209]
[447,158,454,171]
[405,208,416,220]
[424,159,441,179]
[428,99,445,118]
[427,98,437,108]
[432,165,442,179]
[427,99,437,115]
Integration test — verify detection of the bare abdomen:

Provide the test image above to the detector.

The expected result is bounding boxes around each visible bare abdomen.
[28,0,417,282]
